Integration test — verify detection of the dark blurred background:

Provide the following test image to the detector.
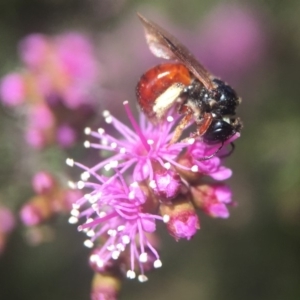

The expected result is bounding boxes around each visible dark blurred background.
[1,0,300,299]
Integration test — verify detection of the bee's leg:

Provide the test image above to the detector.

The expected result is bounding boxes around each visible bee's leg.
[196,112,213,136]
[169,113,193,144]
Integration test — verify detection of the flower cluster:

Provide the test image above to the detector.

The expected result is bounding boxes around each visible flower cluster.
[20,171,81,228]
[0,33,99,149]
[67,101,239,299]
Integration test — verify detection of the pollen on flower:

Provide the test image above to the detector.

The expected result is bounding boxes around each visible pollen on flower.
[72,203,80,210]
[68,216,78,224]
[120,147,126,154]
[66,158,74,167]
[130,182,139,188]
[163,215,170,223]
[81,171,90,181]
[122,235,130,244]
[110,142,117,149]
[104,113,112,124]
[139,252,148,263]
[117,225,125,231]
[71,208,80,217]
[149,180,157,189]
[126,270,136,279]
[164,162,171,169]
[128,191,135,199]
[167,115,174,122]
[87,230,95,237]
[188,138,195,144]
[77,181,85,189]
[98,128,105,135]
[138,274,148,283]
[191,165,199,172]
[112,250,120,260]
[84,141,91,148]
[84,239,94,248]
[68,181,76,189]
[107,244,115,251]
[102,110,110,117]
[154,259,162,268]
[107,229,117,237]
[84,127,91,135]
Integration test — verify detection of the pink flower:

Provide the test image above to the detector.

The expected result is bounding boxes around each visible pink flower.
[191,184,233,218]
[56,124,77,148]
[197,4,267,78]
[67,101,239,282]
[29,104,54,129]
[32,171,55,194]
[68,176,163,281]
[0,73,25,106]
[19,34,49,68]
[187,140,233,180]
[25,127,46,149]
[91,273,121,300]
[56,33,98,82]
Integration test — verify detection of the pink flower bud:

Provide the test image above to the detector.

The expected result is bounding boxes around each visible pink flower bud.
[20,196,53,226]
[160,196,200,241]
[191,184,233,218]
[29,104,54,130]
[0,73,25,106]
[152,168,182,202]
[32,171,55,194]
[91,273,121,300]
[25,127,47,149]
[56,124,76,148]
[19,34,49,68]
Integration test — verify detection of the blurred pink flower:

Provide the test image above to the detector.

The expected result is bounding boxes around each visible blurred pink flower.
[0,73,25,106]
[19,34,49,68]
[197,4,267,79]
[191,184,233,218]
[25,127,47,149]
[29,104,54,129]
[56,124,77,148]
[1,31,100,149]
[32,171,55,194]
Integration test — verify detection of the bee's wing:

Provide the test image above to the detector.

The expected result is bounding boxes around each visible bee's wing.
[137,13,214,90]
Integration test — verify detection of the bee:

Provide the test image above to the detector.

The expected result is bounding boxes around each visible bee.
[136,13,242,159]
